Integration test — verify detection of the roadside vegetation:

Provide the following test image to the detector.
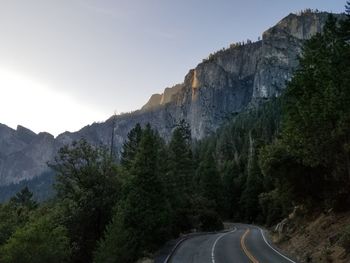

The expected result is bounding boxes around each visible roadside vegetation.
[0,3,349,263]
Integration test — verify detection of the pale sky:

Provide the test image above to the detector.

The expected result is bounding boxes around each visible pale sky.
[0,0,346,136]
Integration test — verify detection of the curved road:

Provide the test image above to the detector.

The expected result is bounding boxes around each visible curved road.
[169,224,297,263]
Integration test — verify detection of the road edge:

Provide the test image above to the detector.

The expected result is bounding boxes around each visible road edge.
[259,227,299,263]
[163,228,234,263]
[163,235,191,263]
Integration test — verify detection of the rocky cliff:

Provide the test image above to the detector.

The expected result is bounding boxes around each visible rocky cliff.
[0,124,56,185]
[0,11,336,187]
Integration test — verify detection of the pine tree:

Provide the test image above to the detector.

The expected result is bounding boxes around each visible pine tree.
[126,124,171,251]
[10,187,37,210]
[271,13,350,209]
[167,120,193,195]
[0,190,36,246]
[94,124,171,263]
[221,161,243,219]
[120,123,143,170]
[240,155,263,222]
[196,151,223,212]
[166,120,194,234]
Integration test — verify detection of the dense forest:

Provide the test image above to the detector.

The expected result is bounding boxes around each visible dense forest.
[0,5,349,263]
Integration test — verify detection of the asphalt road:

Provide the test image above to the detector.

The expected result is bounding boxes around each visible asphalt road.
[169,224,297,263]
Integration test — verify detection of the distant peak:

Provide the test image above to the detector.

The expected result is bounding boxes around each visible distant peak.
[141,84,183,111]
[141,93,162,111]
[16,125,36,135]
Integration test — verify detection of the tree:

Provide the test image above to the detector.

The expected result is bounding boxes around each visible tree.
[0,188,38,246]
[166,120,195,234]
[240,156,264,222]
[281,14,350,208]
[0,215,70,263]
[94,124,171,263]
[193,150,224,231]
[120,123,143,170]
[10,187,37,210]
[125,124,171,251]
[50,139,121,263]
[167,120,193,195]
[221,160,244,220]
[196,150,223,212]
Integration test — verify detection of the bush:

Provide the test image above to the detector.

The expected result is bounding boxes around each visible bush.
[0,215,70,263]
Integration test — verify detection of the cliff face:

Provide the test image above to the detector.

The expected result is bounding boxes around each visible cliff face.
[253,12,330,98]
[0,124,56,185]
[0,12,334,186]
[121,12,331,139]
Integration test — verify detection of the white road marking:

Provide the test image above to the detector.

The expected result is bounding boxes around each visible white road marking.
[164,236,189,263]
[259,228,296,263]
[211,227,237,263]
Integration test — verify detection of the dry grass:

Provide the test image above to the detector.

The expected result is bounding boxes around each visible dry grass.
[274,210,350,263]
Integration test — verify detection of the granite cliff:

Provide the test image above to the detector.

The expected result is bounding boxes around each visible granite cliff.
[0,11,336,188]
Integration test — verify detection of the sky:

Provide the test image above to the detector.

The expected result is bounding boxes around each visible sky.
[0,0,346,136]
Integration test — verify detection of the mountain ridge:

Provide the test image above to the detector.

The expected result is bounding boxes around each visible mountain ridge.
[0,11,340,188]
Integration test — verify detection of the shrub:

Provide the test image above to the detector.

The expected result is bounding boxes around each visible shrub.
[0,215,70,263]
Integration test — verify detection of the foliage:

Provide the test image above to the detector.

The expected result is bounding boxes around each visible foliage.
[94,124,171,263]
[196,150,223,212]
[120,123,143,170]
[93,204,133,263]
[0,214,70,263]
[10,186,38,209]
[166,120,196,234]
[167,120,193,195]
[190,195,223,232]
[198,97,283,223]
[257,12,350,220]
[0,187,37,246]
[258,189,289,226]
[49,139,121,263]
[276,14,350,209]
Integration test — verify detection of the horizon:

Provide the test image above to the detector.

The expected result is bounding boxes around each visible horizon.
[0,0,345,136]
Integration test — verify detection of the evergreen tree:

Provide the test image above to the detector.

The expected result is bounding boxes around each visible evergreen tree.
[167,120,193,195]
[94,124,171,263]
[221,161,244,220]
[120,123,143,170]
[10,187,37,210]
[240,156,263,222]
[166,120,194,234]
[281,14,350,208]
[0,188,38,246]
[196,150,223,212]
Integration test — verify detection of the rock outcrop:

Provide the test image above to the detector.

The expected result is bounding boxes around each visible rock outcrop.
[137,12,332,138]
[0,11,338,187]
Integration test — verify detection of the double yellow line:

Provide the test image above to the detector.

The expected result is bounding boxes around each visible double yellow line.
[240,228,260,263]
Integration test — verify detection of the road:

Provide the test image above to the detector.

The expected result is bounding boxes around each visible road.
[168,224,297,263]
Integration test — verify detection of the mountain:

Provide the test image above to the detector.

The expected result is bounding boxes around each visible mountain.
[0,11,337,192]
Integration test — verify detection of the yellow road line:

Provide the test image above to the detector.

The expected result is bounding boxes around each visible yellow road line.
[241,228,260,263]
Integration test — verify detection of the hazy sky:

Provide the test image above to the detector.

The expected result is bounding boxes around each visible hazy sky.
[0,0,346,136]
